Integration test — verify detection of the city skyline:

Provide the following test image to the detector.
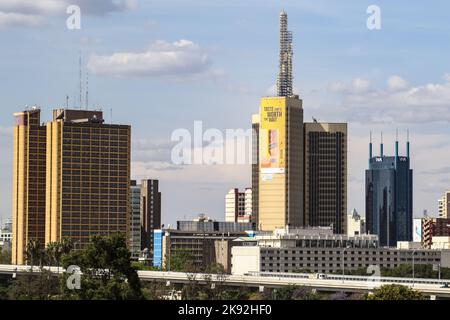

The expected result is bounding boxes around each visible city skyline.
[2,1,450,225]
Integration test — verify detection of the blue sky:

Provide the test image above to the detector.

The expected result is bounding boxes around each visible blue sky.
[1,0,450,225]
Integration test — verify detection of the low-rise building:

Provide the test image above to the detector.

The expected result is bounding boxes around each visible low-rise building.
[347,209,365,236]
[231,227,449,275]
[153,216,256,272]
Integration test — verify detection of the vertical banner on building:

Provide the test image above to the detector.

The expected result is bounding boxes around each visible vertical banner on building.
[260,98,285,174]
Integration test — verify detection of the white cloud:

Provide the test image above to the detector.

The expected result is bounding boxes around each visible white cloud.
[387,75,409,91]
[329,78,371,94]
[0,0,65,15]
[87,40,218,79]
[0,11,44,28]
[328,74,450,123]
[0,0,136,27]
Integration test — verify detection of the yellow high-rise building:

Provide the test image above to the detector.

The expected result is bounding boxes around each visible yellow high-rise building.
[258,96,304,231]
[45,109,130,247]
[12,108,131,264]
[12,108,47,265]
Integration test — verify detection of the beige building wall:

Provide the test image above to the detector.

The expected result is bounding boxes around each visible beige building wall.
[45,110,131,248]
[258,96,303,231]
[12,109,46,265]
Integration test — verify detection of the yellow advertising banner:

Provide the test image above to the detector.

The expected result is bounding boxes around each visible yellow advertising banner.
[260,98,286,174]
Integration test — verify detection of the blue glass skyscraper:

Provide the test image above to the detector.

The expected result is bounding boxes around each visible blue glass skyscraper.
[365,133,413,247]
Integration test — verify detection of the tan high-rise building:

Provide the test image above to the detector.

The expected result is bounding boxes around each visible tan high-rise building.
[258,96,304,231]
[45,109,131,248]
[12,107,47,265]
[304,122,347,234]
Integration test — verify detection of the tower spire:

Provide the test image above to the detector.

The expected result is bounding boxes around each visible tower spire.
[277,10,293,97]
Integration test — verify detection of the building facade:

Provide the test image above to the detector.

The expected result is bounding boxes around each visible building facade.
[140,179,161,260]
[129,181,142,258]
[438,191,450,218]
[258,96,304,231]
[231,228,448,275]
[153,219,255,271]
[45,109,131,248]
[304,122,347,234]
[12,107,47,265]
[225,188,252,223]
[252,114,260,227]
[347,209,365,236]
[365,138,413,246]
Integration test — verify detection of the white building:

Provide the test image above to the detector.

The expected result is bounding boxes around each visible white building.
[438,191,450,218]
[225,188,252,223]
[347,209,365,236]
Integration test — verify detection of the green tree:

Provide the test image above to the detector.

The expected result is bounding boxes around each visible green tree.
[167,249,197,272]
[0,247,11,264]
[8,270,60,300]
[366,284,425,300]
[61,234,143,300]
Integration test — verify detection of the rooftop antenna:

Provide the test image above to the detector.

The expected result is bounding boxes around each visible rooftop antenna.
[380,131,384,157]
[110,108,112,124]
[395,128,399,158]
[369,130,373,161]
[277,10,293,97]
[406,129,410,158]
[79,51,83,109]
[85,68,89,110]
[66,95,69,108]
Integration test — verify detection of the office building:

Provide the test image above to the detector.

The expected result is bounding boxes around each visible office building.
[140,179,161,259]
[225,188,245,222]
[225,188,252,223]
[129,181,142,258]
[231,227,449,275]
[244,188,253,222]
[12,107,47,265]
[153,216,255,271]
[422,217,450,249]
[438,191,450,218]
[347,209,365,236]
[304,122,347,234]
[45,109,131,248]
[257,11,304,231]
[252,114,260,227]
[365,135,413,246]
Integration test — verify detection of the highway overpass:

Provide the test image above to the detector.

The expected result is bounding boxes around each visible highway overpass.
[1,264,449,299]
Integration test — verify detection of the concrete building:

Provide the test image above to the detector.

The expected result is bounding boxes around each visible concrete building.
[153,216,255,272]
[438,191,450,218]
[256,11,304,232]
[140,179,161,260]
[12,107,131,265]
[304,122,347,234]
[347,209,365,236]
[231,227,449,275]
[365,135,413,247]
[422,217,450,249]
[225,188,253,223]
[129,181,141,259]
[45,109,131,248]
[251,114,260,227]
[12,107,47,265]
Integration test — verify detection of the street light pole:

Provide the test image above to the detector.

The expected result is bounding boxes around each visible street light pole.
[412,248,417,287]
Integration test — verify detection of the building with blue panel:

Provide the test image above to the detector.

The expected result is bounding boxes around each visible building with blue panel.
[153,229,163,268]
[365,134,413,247]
